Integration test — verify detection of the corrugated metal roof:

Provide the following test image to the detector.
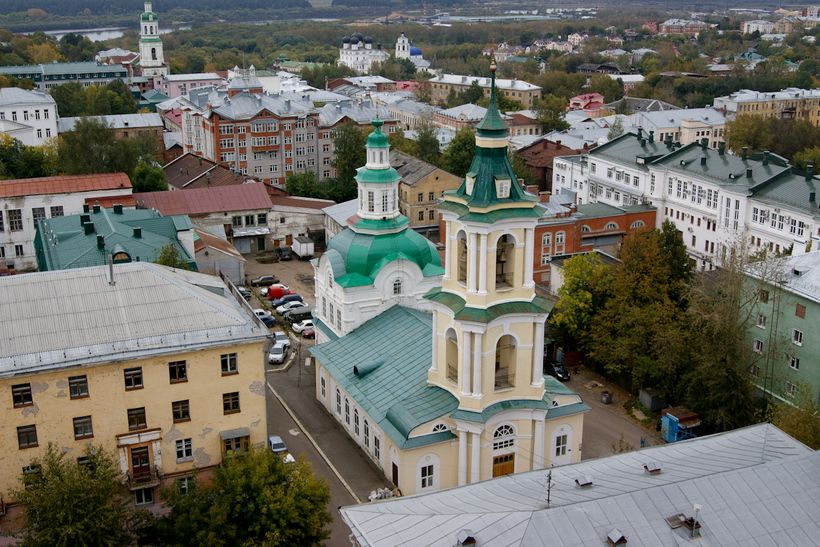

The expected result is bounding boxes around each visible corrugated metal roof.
[342,423,817,547]
[134,182,273,215]
[0,173,132,198]
[57,113,163,132]
[0,263,267,377]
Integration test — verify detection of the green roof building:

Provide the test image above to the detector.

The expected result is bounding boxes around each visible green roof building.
[34,204,196,271]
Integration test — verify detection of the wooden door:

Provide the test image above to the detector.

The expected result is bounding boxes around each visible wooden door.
[492,454,515,477]
[392,463,399,487]
[131,446,150,477]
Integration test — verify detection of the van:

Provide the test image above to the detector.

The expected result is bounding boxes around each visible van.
[265,285,290,300]
[284,306,312,323]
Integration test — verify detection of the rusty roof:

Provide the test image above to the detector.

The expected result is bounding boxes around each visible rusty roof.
[193,228,245,260]
[269,195,335,210]
[0,173,132,198]
[134,182,273,216]
[163,153,250,190]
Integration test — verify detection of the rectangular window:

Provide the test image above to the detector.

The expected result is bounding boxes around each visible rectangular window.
[756,314,766,328]
[221,353,238,375]
[374,436,380,459]
[177,476,194,494]
[223,435,249,455]
[257,213,267,225]
[169,361,188,383]
[8,209,23,232]
[382,192,388,212]
[789,356,800,370]
[127,407,147,431]
[232,216,243,227]
[31,207,46,227]
[12,383,33,407]
[68,375,89,399]
[50,206,64,217]
[172,400,191,423]
[223,392,240,414]
[429,210,435,220]
[555,434,568,457]
[367,191,374,213]
[796,303,806,319]
[320,376,326,398]
[792,329,803,346]
[134,487,154,506]
[73,416,93,439]
[0,211,4,231]
[759,289,769,303]
[124,367,143,390]
[418,211,424,221]
[753,339,764,354]
[417,192,424,203]
[17,425,38,449]
[15,244,23,257]
[785,381,796,398]
[420,464,434,489]
[176,438,193,461]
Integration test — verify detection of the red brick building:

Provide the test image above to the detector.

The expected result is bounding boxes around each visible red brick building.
[516,138,592,192]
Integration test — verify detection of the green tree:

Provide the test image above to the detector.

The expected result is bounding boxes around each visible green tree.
[155,243,190,270]
[477,89,523,111]
[772,383,820,449]
[49,82,87,117]
[14,444,137,547]
[58,118,158,179]
[534,94,569,133]
[159,449,331,546]
[438,126,475,178]
[589,74,624,104]
[607,116,625,140]
[414,119,440,165]
[510,152,535,186]
[724,115,774,155]
[792,146,820,171]
[332,123,366,200]
[131,161,168,192]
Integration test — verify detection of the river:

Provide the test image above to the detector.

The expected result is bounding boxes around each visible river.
[26,26,185,41]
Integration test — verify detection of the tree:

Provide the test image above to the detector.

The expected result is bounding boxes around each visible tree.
[155,243,190,270]
[438,126,475,178]
[414,118,440,165]
[792,146,820,171]
[332,123,366,200]
[0,134,57,180]
[14,444,137,546]
[534,94,569,133]
[589,74,624,103]
[510,152,535,186]
[159,449,331,546]
[607,116,625,140]
[724,115,774,155]
[58,118,158,179]
[772,383,820,449]
[477,89,523,111]
[131,161,168,192]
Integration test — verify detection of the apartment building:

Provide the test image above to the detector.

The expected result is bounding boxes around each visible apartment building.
[552,131,820,270]
[0,62,127,91]
[392,150,461,234]
[427,73,542,108]
[632,108,726,149]
[0,262,269,511]
[0,88,58,146]
[713,88,820,126]
[659,18,711,35]
[0,173,134,271]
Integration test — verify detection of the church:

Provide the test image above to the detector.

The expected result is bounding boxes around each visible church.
[310,62,588,497]
[138,1,168,78]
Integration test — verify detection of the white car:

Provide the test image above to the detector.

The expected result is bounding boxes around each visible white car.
[268,343,287,364]
[272,331,290,349]
[292,319,314,334]
[276,301,305,315]
[254,309,272,320]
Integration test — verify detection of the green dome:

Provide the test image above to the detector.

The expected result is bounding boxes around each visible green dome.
[355,165,401,184]
[326,227,444,288]
[367,119,389,148]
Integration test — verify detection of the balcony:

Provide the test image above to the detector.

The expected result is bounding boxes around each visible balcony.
[126,467,161,490]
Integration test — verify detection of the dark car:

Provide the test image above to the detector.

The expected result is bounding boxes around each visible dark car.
[237,286,252,301]
[276,247,293,261]
[545,361,571,381]
[271,294,303,308]
[260,315,277,328]
[283,306,312,324]
[250,275,279,287]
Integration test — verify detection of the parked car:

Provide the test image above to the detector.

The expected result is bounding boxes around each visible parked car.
[292,319,314,334]
[271,294,303,308]
[268,435,288,454]
[301,327,315,339]
[265,284,291,300]
[253,309,272,320]
[237,286,252,301]
[276,301,306,315]
[544,359,570,382]
[250,275,279,287]
[260,316,277,328]
[283,306,312,324]
[275,247,292,261]
[268,343,287,364]
[272,331,290,348]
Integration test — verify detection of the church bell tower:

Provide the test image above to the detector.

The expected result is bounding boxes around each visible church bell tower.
[139,1,168,78]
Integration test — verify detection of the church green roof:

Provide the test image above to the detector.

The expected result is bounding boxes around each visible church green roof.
[366,118,389,148]
[424,287,552,322]
[140,12,157,22]
[355,165,401,184]
[326,226,443,288]
[475,63,508,138]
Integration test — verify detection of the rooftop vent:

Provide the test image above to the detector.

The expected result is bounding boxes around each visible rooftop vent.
[96,234,105,249]
[574,475,593,488]
[643,462,662,475]
[113,204,123,214]
[93,204,101,214]
[607,529,627,546]
[83,221,95,235]
[746,168,753,178]
[80,214,90,225]
[83,204,90,213]
[741,146,748,160]
[700,157,706,166]
[763,150,769,166]
[807,163,815,182]
[457,530,476,546]
[665,513,687,529]
[353,360,383,378]
[133,227,142,239]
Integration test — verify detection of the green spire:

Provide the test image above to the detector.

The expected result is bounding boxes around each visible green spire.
[366,118,389,148]
[475,59,508,137]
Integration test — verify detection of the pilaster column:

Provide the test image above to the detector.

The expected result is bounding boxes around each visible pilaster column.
[472,332,483,396]
[533,418,545,470]
[478,233,488,294]
[457,430,467,486]
[469,431,481,483]
[443,222,452,279]
[468,232,478,293]
[461,332,472,396]
[429,314,438,372]
[532,321,545,386]
[524,228,535,288]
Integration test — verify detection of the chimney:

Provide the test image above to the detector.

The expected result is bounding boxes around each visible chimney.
[746,167,753,178]
[700,156,706,166]
[133,227,142,238]
[83,221,95,235]
[718,141,725,155]
[526,184,539,194]
[806,163,815,181]
[741,146,748,160]
[637,127,643,139]
[810,191,816,202]
[762,150,769,166]
[648,130,654,143]
[700,137,708,149]
[96,235,105,249]
[80,214,90,225]
[83,204,90,213]
[113,204,123,214]
[665,135,673,149]
[93,204,101,214]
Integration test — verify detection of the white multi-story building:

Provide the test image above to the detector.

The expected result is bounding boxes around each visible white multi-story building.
[742,20,776,34]
[0,173,134,270]
[0,88,58,146]
[338,33,390,75]
[632,107,727,149]
[552,131,820,270]
[138,1,168,78]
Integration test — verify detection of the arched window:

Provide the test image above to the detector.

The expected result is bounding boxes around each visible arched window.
[432,423,448,433]
[492,424,516,450]
[327,270,333,288]
[344,398,350,425]
[446,329,458,384]
[151,47,157,61]
[541,233,552,247]
[630,220,645,229]
[335,389,341,415]
[495,234,515,289]
[494,335,516,390]
[555,231,566,254]
[605,222,619,230]
[457,231,468,284]
[392,278,402,295]
[581,225,592,233]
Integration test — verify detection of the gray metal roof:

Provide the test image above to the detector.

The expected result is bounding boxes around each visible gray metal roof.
[0,263,268,377]
[341,423,817,547]
[58,113,163,132]
[0,87,55,106]
[323,198,358,226]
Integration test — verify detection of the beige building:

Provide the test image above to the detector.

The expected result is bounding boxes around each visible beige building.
[427,73,542,108]
[0,263,269,511]
[713,87,820,127]
[393,150,461,233]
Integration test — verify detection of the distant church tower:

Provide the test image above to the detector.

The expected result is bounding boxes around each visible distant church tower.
[396,32,411,59]
[139,1,168,78]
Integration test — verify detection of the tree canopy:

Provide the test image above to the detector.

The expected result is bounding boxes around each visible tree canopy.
[438,126,475,178]
[332,123,366,200]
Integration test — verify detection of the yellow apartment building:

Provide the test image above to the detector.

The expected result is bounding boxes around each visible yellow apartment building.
[0,262,269,513]
[713,87,820,127]
[393,150,462,234]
